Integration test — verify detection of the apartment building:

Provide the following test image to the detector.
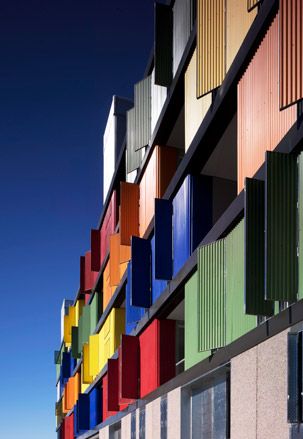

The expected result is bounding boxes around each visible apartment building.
[55,1,303,438]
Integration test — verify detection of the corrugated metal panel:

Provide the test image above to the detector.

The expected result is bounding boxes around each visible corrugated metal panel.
[225,220,256,344]
[151,235,168,304]
[173,0,192,76]
[265,151,298,301]
[100,190,118,266]
[120,182,139,246]
[131,236,151,308]
[237,14,296,193]
[154,3,173,87]
[198,239,225,352]
[125,262,145,334]
[298,153,303,300]
[154,199,173,280]
[134,76,151,152]
[280,0,303,109]
[119,334,140,401]
[173,175,213,276]
[185,271,210,370]
[245,178,274,316]
[185,49,212,150]
[197,0,225,98]
[77,394,90,432]
[247,0,260,12]
[226,0,256,72]
[109,233,120,287]
[151,69,167,135]
[127,107,141,173]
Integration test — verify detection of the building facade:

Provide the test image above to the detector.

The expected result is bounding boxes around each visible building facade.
[54,0,303,438]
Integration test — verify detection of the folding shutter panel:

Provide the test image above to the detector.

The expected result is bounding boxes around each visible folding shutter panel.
[127,108,141,173]
[134,77,152,151]
[71,327,80,359]
[245,178,274,316]
[173,0,192,76]
[247,0,260,12]
[119,334,140,400]
[265,151,298,301]
[131,237,151,308]
[91,229,100,272]
[126,262,145,334]
[89,387,102,429]
[280,0,303,109]
[109,233,120,287]
[155,3,173,86]
[155,199,173,279]
[120,182,139,246]
[78,394,90,431]
[107,359,119,411]
[197,0,225,97]
[198,240,225,352]
[288,332,301,423]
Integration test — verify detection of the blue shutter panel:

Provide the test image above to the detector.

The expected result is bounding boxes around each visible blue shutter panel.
[155,198,173,279]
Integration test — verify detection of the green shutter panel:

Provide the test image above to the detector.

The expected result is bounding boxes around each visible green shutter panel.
[226,220,256,344]
[245,178,274,316]
[198,239,225,352]
[154,3,173,87]
[265,151,298,301]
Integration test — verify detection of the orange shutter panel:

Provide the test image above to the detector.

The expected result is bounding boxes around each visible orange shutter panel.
[109,234,120,287]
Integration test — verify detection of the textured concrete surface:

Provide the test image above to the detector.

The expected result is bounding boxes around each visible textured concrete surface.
[167,388,181,439]
[256,329,289,439]
[146,397,160,439]
[231,346,257,439]
[121,413,131,439]
[99,425,109,439]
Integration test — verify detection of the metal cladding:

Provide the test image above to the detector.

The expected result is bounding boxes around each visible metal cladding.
[125,262,145,335]
[173,0,193,76]
[139,319,176,398]
[280,0,303,109]
[154,199,173,280]
[265,151,298,302]
[126,107,140,173]
[134,76,151,152]
[247,0,260,12]
[197,0,225,97]
[120,182,139,246]
[151,69,167,134]
[225,221,256,345]
[245,178,274,316]
[198,239,226,352]
[154,2,173,86]
[119,334,140,401]
[100,190,118,268]
[151,235,168,304]
[130,236,151,308]
[237,13,296,193]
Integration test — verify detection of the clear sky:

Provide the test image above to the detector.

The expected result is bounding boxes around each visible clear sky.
[0,1,153,437]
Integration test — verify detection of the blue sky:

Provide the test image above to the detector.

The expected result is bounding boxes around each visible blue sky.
[0,1,153,437]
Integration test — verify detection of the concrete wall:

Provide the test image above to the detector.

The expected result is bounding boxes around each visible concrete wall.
[231,329,289,439]
[99,425,109,439]
[146,397,160,439]
[167,388,181,439]
[121,413,131,439]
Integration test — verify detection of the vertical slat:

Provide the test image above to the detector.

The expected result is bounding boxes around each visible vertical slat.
[197,0,225,98]
[134,76,152,151]
[288,332,301,423]
[173,0,192,76]
[225,220,256,344]
[155,3,173,86]
[247,0,260,12]
[127,107,141,173]
[131,237,151,308]
[120,182,140,246]
[198,239,226,352]
[237,14,296,193]
[265,151,298,301]
[119,334,140,401]
[155,199,173,280]
[245,178,274,316]
[280,0,303,109]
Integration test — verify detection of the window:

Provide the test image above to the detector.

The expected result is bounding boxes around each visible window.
[109,421,121,439]
[160,395,167,439]
[191,377,227,439]
[131,411,136,439]
[288,331,302,424]
[139,408,145,439]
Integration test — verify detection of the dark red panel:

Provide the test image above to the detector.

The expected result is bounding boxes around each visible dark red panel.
[107,359,120,412]
[139,319,176,398]
[100,190,118,266]
[80,251,99,293]
[91,229,101,272]
[119,335,139,403]
[102,373,117,421]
